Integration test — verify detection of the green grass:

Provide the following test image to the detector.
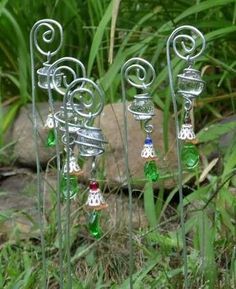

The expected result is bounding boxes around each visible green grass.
[0,0,236,288]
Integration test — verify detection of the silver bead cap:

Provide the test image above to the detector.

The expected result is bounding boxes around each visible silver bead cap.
[86,189,108,209]
[141,144,156,159]
[178,123,196,140]
[63,155,81,175]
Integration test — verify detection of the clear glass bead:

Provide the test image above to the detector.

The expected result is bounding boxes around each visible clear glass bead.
[57,104,84,133]
[37,65,62,90]
[129,97,154,120]
[78,128,105,156]
[178,68,204,97]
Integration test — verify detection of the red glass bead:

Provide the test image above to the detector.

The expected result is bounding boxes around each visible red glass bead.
[89,181,99,191]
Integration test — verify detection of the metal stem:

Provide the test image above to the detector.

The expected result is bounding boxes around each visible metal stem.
[64,103,72,289]
[166,31,189,289]
[30,25,47,289]
[121,76,134,289]
[47,76,64,289]
[30,19,64,289]
[166,25,206,289]
[121,57,155,289]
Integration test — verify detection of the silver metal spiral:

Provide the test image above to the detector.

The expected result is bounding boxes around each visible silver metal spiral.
[63,77,107,156]
[47,57,86,95]
[30,19,63,90]
[65,77,105,119]
[31,19,63,62]
[122,57,156,121]
[122,57,156,89]
[46,57,87,144]
[168,25,206,62]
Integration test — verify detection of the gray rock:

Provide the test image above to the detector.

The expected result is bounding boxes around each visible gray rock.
[83,102,177,189]
[12,102,177,188]
[12,102,62,167]
[0,171,147,239]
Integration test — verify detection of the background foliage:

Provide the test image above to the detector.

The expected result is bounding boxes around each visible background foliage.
[0,0,236,288]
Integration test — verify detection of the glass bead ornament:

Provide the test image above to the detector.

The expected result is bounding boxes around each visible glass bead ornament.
[86,181,108,210]
[60,175,79,200]
[177,67,204,98]
[77,127,106,157]
[88,211,102,239]
[46,129,56,147]
[128,94,154,121]
[144,160,159,182]
[178,123,196,140]
[56,103,84,134]
[181,142,199,170]
[63,154,82,176]
[141,136,159,182]
[37,63,62,90]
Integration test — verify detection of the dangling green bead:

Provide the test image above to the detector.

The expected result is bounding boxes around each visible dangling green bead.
[60,175,78,199]
[181,142,199,170]
[144,160,159,182]
[46,129,56,147]
[88,211,101,239]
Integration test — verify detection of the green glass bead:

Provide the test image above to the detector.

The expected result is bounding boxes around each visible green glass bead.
[46,129,56,147]
[60,175,78,199]
[88,211,101,239]
[181,143,199,170]
[144,160,159,182]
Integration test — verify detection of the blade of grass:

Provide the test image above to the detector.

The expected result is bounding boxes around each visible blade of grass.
[144,182,157,228]
[87,1,113,75]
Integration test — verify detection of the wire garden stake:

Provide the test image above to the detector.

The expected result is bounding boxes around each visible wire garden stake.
[30,19,108,289]
[121,57,157,289]
[30,19,63,289]
[167,25,206,289]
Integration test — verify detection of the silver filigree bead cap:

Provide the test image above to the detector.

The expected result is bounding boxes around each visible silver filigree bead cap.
[178,123,196,140]
[141,136,156,159]
[177,68,204,98]
[128,93,154,121]
[63,155,81,176]
[37,63,62,90]
[86,188,108,210]
[77,127,106,157]
[44,113,57,129]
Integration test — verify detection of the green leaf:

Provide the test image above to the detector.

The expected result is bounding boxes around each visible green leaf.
[87,1,113,75]
[197,120,236,143]
[175,0,236,23]
[2,102,21,133]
